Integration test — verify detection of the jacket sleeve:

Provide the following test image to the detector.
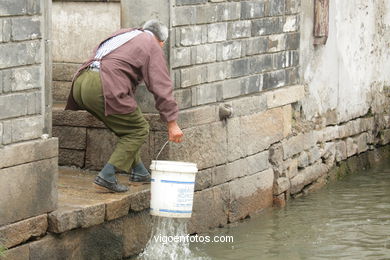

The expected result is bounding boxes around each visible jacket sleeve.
[141,39,179,123]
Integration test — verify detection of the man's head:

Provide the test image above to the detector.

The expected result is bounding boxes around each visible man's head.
[142,20,168,47]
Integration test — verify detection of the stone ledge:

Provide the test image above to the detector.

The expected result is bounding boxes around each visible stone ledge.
[265,84,305,109]
[0,138,58,169]
[48,168,150,234]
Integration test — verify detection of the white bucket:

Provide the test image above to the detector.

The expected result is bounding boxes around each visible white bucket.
[149,160,198,218]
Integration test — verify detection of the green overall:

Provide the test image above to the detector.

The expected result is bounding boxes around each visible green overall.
[72,70,149,172]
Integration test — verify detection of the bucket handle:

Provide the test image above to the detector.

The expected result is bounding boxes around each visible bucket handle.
[155,140,169,160]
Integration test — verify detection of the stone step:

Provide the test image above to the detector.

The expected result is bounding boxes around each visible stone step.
[49,167,150,234]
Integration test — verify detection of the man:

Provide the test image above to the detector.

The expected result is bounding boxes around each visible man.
[65,20,184,193]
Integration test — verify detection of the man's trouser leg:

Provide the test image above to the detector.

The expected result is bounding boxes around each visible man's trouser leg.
[72,70,149,173]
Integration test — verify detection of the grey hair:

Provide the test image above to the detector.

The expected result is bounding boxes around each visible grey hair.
[142,20,169,42]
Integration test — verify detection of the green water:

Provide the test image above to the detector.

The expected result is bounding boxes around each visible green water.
[191,163,390,260]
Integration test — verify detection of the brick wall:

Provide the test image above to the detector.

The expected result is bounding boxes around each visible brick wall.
[170,0,300,109]
[0,0,45,145]
[0,0,58,227]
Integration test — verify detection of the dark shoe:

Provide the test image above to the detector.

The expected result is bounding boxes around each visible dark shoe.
[129,171,151,185]
[93,176,129,193]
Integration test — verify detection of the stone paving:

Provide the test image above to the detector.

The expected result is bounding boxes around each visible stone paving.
[49,167,150,234]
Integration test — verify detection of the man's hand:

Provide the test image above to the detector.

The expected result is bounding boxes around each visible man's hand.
[167,121,184,143]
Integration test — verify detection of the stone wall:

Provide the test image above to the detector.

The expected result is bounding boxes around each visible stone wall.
[0,0,58,253]
[51,0,390,243]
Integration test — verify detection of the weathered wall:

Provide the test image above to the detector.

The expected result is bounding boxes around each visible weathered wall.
[300,0,390,123]
[0,0,58,230]
[51,0,121,105]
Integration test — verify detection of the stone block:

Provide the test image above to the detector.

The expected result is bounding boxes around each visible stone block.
[282,133,304,159]
[174,88,192,109]
[188,184,229,234]
[0,19,11,43]
[355,132,369,154]
[303,131,317,150]
[0,0,27,16]
[178,105,218,129]
[1,121,11,145]
[53,81,71,102]
[0,93,28,120]
[181,66,207,87]
[172,47,191,68]
[168,122,227,170]
[193,83,221,105]
[207,23,227,42]
[290,162,328,194]
[27,0,41,15]
[3,66,41,92]
[283,15,299,32]
[240,107,284,156]
[263,69,286,90]
[207,62,230,82]
[322,125,339,142]
[26,91,41,115]
[249,54,273,74]
[241,1,265,19]
[48,202,105,233]
[0,138,58,169]
[269,142,283,166]
[222,78,243,99]
[0,244,29,260]
[360,117,375,132]
[127,190,149,212]
[268,34,286,53]
[192,44,217,64]
[285,0,300,14]
[213,159,247,185]
[30,219,124,260]
[227,117,243,162]
[231,58,249,78]
[85,128,117,171]
[231,94,267,117]
[10,115,43,143]
[0,215,47,249]
[0,41,40,69]
[247,150,269,175]
[52,63,80,81]
[285,32,300,49]
[285,67,300,85]
[284,158,298,179]
[265,84,305,109]
[270,0,285,15]
[335,140,347,162]
[0,158,58,226]
[246,74,263,94]
[217,2,240,21]
[11,17,41,41]
[274,51,298,69]
[195,167,213,191]
[58,148,85,168]
[227,21,251,39]
[196,5,219,24]
[346,137,358,157]
[122,212,152,257]
[180,26,203,46]
[246,36,268,55]
[251,17,284,36]
[52,126,86,150]
[105,197,131,221]
[173,6,196,26]
[216,41,241,61]
[229,168,274,222]
[308,145,321,164]
[338,119,361,138]
[274,177,290,195]
[52,109,106,128]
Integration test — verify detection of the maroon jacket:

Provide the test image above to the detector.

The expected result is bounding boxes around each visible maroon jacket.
[65,28,179,123]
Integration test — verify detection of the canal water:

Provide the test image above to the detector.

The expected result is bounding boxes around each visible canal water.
[138,162,390,259]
